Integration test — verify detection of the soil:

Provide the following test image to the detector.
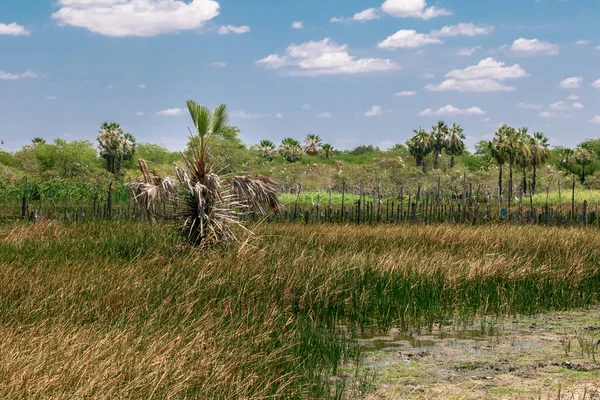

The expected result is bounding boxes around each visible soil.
[341,308,600,399]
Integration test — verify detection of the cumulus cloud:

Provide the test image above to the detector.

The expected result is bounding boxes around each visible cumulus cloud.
[257,38,399,76]
[430,23,494,37]
[511,38,559,56]
[139,84,146,89]
[230,110,268,119]
[301,104,312,110]
[52,0,221,37]
[592,79,600,89]
[458,46,481,56]
[157,108,185,116]
[316,112,331,118]
[419,73,435,79]
[0,70,38,80]
[378,30,442,49]
[426,58,526,92]
[568,95,579,100]
[364,105,383,117]
[134,111,144,116]
[211,61,227,67]
[218,25,250,35]
[575,40,589,45]
[291,21,303,29]
[275,113,284,119]
[560,77,582,89]
[518,102,542,110]
[381,0,452,19]
[395,90,416,96]
[572,102,584,109]
[353,8,381,21]
[419,105,485,116]
[549,101,569,111]
[0,22,31,36]
[590,116,600,124]
[329,16,348,23]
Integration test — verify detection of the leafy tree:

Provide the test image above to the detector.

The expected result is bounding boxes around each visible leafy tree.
[136,143,178,165]
[279,138,303,163]
[529,132,550,194]
[575,144,595,183]
[430,120,448,170]
[259,140,276,159]
[407,128,432,172]
[348,145,376,156]
[445,123,465,168]
[321,144,334,159]
[54,139,98,178]
[97,122,136,176]
[304,134,323,156]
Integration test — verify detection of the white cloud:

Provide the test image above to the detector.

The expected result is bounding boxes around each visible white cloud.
[0,22,31,36]
[590,116,600,124]
[381,0,452,19]
[364,105,383,117]
[575,40,589,45]
[458,46,481,56]
[549,101,569,111]
[52,0,220,37]
[568,95,579,100]
[430,23,494,37]
[218,25,250,35]
[426,78,515,92]
[301,104,312,110]
[419,105,485,116]
[139,84,146,89]
[378,30,442,49]
[291,21,303,29]
[592,79,600,89]
[329,16,348,23]
[572,102,584,109]
[134,111,144,116]
[445,58,527,81]
[45,95,58,100]
[275,113,284,119]
[560,77,582,89]
[518,102,542,110]
[0,70,38,80]
[395,90,416,96]
[230,110,268,119]
[539,112,551,118]
[353,8,381,21]
[419,73,435,79]
[316,112,331,118]
[511,38,559,56]
[157,108,185,116]
[211,61,227,67]
[257,38,399,76]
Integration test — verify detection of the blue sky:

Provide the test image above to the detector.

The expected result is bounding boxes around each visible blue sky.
[1,0,599,153]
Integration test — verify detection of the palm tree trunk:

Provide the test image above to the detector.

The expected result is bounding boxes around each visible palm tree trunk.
[582,165,586,183]
[509,159,514,210]
[532,163,537,195]
[498,163,503,199]
[434,151,439,170]
[450,155,455,168]
[522,166,527,195]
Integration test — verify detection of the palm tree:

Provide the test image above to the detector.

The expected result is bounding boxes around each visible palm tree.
[489,127,508,199]
[407,128,432,172]
[31,137,46,147]
[557,146,576,172]
[445,123,465,168]
[515,127,532,194]
[97,122,136,175]
[503,125,521,203]
[575,144,595,183]
[430,120,448,170]
[321,144,334,159]
[259,140,276,159]
[529,132,550,195]
[279,138,303,163]
[303,134,323,156]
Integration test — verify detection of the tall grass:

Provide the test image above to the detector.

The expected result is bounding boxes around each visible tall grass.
[1,222,600,398]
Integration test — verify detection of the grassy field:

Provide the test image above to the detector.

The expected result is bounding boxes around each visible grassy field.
[1,222,600,398]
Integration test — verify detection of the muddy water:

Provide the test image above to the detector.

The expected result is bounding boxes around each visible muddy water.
[344,308,600,399]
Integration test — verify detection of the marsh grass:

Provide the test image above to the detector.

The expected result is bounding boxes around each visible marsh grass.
[1,222,600,398]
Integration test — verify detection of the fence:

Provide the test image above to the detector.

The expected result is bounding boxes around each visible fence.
[2,178,599,227]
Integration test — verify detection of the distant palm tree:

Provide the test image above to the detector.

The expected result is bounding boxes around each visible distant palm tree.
[502,125,522,202]
[529,132,550,194]
[31,137,46,147]
[303,134,323,156]
[321,144,334,159]
[259,140,276,159]
[515,127,533,194]
[575,144,595,183]
[97,122,136,175]
[407,128,432,172]
[489,127,508,199]
[279,138,303,162]
[445,123,465,168]
[430,120,448,170]
[557,146,575,172]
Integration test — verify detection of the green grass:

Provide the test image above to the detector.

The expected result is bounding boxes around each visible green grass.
[1,222,600,398]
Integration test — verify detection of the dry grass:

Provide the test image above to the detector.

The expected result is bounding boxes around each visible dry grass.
[1,222,599,398]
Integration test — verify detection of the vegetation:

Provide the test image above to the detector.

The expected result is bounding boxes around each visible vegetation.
[2,221,600,398]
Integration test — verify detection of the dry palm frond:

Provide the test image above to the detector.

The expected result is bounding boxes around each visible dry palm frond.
[128,159,177,223]
[229,174,281,217]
